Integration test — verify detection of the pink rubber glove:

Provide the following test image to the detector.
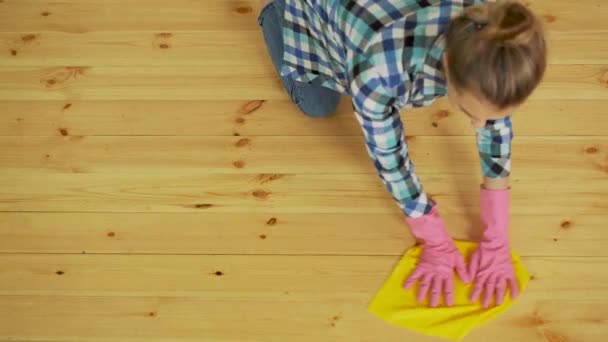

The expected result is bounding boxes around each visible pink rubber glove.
[403,207,471,307]
[469,187,520,308]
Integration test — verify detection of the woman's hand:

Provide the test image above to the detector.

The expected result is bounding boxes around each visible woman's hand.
[469,186,519,308]
[403,207,470,307]
[404,239,470,307]
[468,240,519,308]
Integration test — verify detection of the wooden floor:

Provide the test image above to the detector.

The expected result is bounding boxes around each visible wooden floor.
[0,0,607,341]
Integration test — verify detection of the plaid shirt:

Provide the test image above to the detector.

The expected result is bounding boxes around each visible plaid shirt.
[281,0,512,218]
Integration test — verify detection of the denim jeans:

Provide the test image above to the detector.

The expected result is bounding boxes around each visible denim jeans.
[257,0,341,118]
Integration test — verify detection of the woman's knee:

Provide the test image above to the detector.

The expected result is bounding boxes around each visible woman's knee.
[299,105,337,118]
[295,90,341,118]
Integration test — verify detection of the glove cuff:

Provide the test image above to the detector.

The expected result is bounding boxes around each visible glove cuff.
[480,187,511,242]
[405,206,451,246]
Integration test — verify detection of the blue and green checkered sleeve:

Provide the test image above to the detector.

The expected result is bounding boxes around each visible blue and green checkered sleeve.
[351,59,433,219]
[476,117,513,178]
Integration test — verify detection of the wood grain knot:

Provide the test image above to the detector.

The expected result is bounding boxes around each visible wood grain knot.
[259,234,267,239]
[10,49,17,56]
[107,232,116,237]
[235,117,246,124]
[255,173,283,185]
[233,160,246,169]
[252,189,270,200]
[329,315,342,327]
[63,103,72,110]
[158,43,170,49]
[266,217,277,226]
[43,67,88,89]
[434,110,450,119]
[542,14,556,23]
[239,100,265,115]
[56,270,65,275]
[41,11,51,16]
[431,110,450,127]
[235,6,253,14]
[21,34,37,43]
[58,128,69,136]
[585,146,599,154]
[560,220,572,229]
[235,138,251,147]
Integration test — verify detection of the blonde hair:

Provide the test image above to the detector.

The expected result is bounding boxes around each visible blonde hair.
[445,1,547,109]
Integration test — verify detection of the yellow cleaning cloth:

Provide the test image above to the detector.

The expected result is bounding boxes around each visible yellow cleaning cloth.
[368,241,529,341]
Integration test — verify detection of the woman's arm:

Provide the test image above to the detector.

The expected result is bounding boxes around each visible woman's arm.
[350,52,434,218]
[477,116,513,188]
[483,176,509,190]
[352,105,433,218]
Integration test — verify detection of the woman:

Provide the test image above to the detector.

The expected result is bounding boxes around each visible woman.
[257,0,547,308]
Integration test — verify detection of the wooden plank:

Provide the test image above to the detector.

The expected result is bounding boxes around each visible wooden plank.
[524,0,608,33]
[1,30,605,67]
[0,65,605,101]
[0,66,282,101]
[0,254,606,341]
[547,31,608,64]
[0,172,605,214]
[0,254,606,299]
[2,98,608,136]
[2,295,604,342]
[0,0,606,33]
[469,299,607,342]
[0,295,432,342]
[0,212,605,257]
[0,136,605,177]
[0,0,262,32]
[0,31,272,67]
[535,65,608,101]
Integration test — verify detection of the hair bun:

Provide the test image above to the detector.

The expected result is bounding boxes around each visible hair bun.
[445,1,547,109]
[484,2,535,45]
